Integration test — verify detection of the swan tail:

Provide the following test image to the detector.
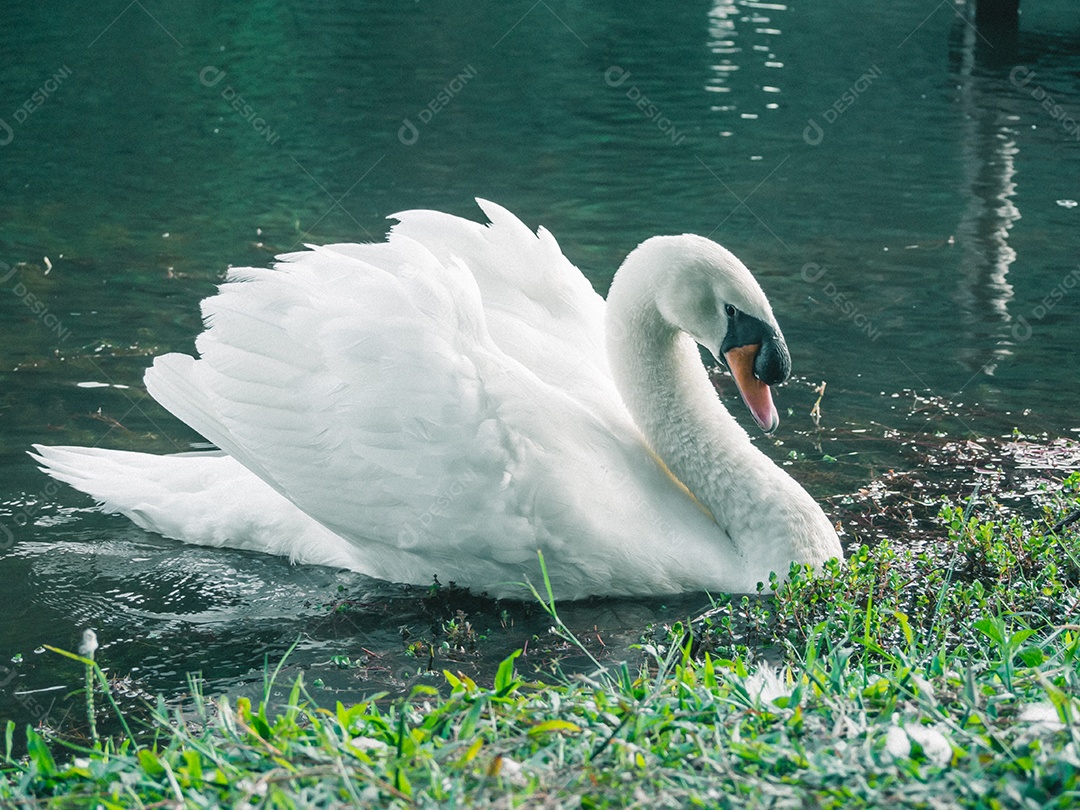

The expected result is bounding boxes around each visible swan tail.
[29,444,357,568]
[31,444,213,536]
[144,354,279,487]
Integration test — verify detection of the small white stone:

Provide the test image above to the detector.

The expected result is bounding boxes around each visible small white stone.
[884,716,951,766]
[350,736,389,752]
[498,757,528,787]
[1018,702,1065,732]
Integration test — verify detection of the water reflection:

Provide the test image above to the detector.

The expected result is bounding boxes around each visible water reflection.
[949,3,1021,376]
[706,0,787,127]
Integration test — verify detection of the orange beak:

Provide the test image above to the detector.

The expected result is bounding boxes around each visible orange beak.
[723,344,779,433]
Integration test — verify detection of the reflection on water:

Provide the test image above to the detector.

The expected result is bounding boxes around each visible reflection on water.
[950,2,1021,377]
[706,0,788,126]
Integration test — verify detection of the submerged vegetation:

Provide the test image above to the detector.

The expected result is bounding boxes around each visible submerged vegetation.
[3,472,1080,806]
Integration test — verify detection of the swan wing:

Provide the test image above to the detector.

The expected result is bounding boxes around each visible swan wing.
[143,203,659,590]
[388,199,612,408]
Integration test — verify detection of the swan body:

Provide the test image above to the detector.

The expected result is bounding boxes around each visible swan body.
[33,201,841,599]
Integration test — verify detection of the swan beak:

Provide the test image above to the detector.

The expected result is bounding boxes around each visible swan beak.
[723,344,780,433]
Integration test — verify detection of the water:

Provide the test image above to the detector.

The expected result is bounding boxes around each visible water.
[1,0,1078,736]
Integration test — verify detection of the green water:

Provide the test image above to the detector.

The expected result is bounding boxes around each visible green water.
[1,1,1078,733]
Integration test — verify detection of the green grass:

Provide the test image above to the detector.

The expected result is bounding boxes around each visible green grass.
[4,475,1080,808]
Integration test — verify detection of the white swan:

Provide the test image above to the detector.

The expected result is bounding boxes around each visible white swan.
[33,200,841,599]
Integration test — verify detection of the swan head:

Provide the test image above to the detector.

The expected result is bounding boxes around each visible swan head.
[646,235,791,432]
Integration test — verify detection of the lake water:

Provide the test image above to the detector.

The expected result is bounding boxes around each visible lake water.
[1,0,1078,736]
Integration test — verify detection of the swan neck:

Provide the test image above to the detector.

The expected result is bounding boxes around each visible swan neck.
[606,244,841,577]
[606,263,755,527]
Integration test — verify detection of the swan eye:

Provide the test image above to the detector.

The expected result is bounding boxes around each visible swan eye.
[724,304,737,318]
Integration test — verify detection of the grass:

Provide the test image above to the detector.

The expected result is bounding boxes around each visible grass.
[3,474,1080,807]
